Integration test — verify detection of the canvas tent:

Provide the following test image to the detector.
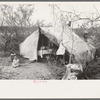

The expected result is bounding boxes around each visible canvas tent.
[19,22,96,64]
[41,22,96,64]
[19,27,58,61]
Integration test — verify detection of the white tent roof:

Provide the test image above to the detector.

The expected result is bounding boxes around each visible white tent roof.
[41,22,96,64]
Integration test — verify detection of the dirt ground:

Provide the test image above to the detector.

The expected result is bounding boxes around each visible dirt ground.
[0,55,65,80]
[0,52,100,80]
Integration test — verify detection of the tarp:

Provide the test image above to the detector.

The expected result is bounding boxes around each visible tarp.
[62,25,96,63]
[19,30,39,61]
[41,22,96,64]
[56,42,65,55]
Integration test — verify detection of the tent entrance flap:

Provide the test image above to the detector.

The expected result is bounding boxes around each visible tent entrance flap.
[19,27,59,61]
[37,30,59,58]
[38,33,58,50]
[19,30,39,61]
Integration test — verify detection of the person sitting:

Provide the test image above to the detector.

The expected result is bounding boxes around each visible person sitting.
[12,55,20,68]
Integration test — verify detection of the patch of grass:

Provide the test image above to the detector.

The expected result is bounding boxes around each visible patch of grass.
[42,56,66,80]
[78,58,100,79]
[0,51,10,57]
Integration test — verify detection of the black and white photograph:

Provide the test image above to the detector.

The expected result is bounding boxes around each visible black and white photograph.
[0,1,100,80]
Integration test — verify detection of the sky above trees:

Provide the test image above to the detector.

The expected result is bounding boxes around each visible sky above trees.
[0,2,100,28]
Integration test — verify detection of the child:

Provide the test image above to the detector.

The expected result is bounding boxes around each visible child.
[10,53,16,62]
[12,55,20,68]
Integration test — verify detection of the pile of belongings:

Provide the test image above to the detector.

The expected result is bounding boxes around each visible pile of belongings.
[38,46,53,58]
[62,63,82,80]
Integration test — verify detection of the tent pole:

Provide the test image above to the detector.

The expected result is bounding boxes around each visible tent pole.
[42,38,43,59]
[69,54,72,64]
[69,39,74,64]
[62,22,65,65]
[63,53,65,65]
[69,22,74,64]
